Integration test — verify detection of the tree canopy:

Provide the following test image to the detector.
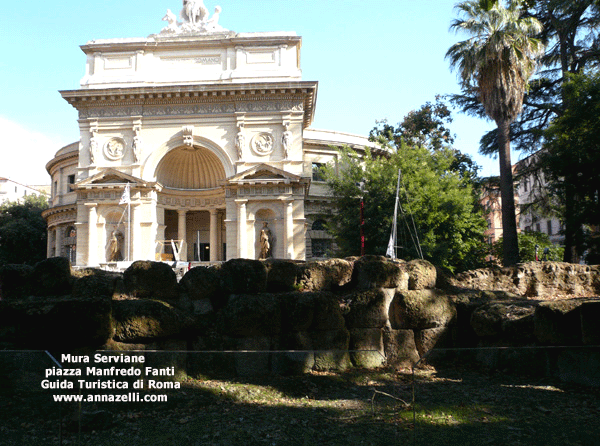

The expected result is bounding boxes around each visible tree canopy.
[321,138,487,273]
[0,195,49,266]
[446,0,544,266]
[541,71,600,263]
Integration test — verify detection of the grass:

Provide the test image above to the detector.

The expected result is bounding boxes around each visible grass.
[1,359,599,446]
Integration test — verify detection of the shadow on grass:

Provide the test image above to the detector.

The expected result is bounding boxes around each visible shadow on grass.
[1,349,599,446]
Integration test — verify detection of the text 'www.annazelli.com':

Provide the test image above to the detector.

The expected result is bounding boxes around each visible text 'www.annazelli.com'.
[52,393,167,403]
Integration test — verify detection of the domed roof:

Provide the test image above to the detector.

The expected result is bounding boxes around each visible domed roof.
[156,146,225,189]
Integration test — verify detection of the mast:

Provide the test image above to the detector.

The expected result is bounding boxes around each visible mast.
[386,168,401,259]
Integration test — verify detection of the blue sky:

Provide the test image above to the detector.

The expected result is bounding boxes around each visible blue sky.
[1,0,509,185]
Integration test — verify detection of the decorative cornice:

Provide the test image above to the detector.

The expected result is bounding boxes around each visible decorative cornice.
[60,82,317,128]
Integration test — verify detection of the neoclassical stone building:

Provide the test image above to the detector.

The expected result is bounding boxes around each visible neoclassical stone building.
[43,3,373,266]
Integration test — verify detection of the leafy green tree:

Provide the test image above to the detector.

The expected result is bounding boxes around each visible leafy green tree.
[321,143,488,273]
[446,0,544,266]
[542,71,600,263]
[0,195,49,266]
[450,0,600,261]
[492,231,564,262]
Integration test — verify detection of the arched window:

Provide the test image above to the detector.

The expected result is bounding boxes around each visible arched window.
[312,219,326,231]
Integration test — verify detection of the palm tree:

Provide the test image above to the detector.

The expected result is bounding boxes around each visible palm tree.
[446,0,544,266]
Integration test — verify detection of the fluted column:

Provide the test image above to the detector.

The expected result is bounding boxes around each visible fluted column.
[177,210,187,261]
[236,199,248,259]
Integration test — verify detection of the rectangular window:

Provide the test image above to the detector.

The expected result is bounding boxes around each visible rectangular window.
[547,220,552,235]
[487,219,492,230]
[535,223,541,232]
[523,179,528,192]
[312,163,325,182]
[68,174,75,184]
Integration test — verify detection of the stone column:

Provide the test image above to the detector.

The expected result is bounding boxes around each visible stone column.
[236,199,248,259]
[283,199,294,259]
[177,210,187,261]
[86,204,98,266]
[210,209,218,262]
[55,226,63,258]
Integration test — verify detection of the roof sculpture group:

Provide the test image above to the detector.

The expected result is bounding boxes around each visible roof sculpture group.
[160,0,227,35]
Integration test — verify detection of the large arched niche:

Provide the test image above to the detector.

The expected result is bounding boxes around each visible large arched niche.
[156,146,225,189]
[142,136,234,186]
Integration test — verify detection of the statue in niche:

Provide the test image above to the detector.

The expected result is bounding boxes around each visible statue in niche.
[259,222,273,259]
[235,125,245,159]
[282,123,292,159]
[89,130,98,165]
[132,128,142,163]
[107,230,124,262]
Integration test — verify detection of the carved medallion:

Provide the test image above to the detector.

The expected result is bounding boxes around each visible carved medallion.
[251,133,274,156]
[104,138,126,160]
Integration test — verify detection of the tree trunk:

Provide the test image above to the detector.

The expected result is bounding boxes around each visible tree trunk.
[496,119,520,266]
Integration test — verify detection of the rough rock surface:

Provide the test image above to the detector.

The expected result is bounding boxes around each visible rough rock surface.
[406,259,437,290]
[218,259,267,294]
[123,261,179,300]
[31,257,73,297]
[390,289,456,330]
[352,256,404,290]
[298,259,353,291]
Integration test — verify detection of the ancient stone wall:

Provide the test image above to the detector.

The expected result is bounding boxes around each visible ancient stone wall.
[1,257,598,382]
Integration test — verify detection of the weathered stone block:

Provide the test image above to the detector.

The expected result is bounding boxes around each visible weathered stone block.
[298,259,353,291]
[311,328,351,371]
[349,328,385,368]
[581,301,600,345]
[112,299,194,343]
[72,268,121,299]
[534,300,584,345]
[264,259,301,292]
[406,259,437,290]
[219,294,281,337]
[383,328,420,367]
[352,256,404,290]
[123,261,179,300]
[390,289,456,330]
[343,288,394,329]
[179,266,223,305]
[219,259,267,294]
[414,327,451,358]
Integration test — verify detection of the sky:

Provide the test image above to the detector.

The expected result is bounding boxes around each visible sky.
[1,0,511,185]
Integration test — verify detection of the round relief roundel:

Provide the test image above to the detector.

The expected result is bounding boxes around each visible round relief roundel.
[104,138,126,161]
[251,133,274,156]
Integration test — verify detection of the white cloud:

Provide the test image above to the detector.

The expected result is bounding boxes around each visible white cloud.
[0,116,71,185]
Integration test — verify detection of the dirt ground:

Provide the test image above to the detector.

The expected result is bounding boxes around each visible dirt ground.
[1,356,599,446]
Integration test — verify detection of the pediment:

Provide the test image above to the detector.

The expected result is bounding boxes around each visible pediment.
[74,168,157,190]
[227,164,303,184]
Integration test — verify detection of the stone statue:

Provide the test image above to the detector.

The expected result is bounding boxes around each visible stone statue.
[181,0,209,25]
[259,222,272,259]
[282,123,292,159]
[235,125,245,159]
[161,9,180,34]
[159,2,228,35]
[89,130,98,165]
[204,6,223,32]
[107,230,124,262]
[132,128,142,163]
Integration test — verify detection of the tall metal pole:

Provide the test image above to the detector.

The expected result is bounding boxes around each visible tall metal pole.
[360,196,365,256]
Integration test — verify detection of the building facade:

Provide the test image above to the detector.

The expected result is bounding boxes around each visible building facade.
[43,5,372,266]
[0,178,49,205]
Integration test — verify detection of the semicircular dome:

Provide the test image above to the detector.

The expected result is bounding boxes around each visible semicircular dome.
[156,146,226,189]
